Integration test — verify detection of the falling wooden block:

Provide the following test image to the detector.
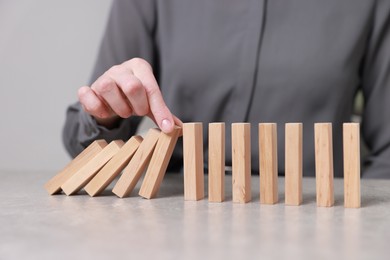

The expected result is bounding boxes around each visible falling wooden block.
[343,123,361,208]
[138,126,181,199]
[285,123,303,206]
[112,128,161,198]
[208,123,225,202]
[183,123,205,201]
[44,140,108,195]
[61,140,123,195]
[232,123,251,203]
[259,123,278,204]
[315,123,334,207]
[84,136,143,197]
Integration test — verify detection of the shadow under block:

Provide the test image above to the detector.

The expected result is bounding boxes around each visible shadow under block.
[84,136,143,197]
[285,123,303,206]
[343,123,361,208]
[315,123,334,207]
[44,140,108,195]
[208,123,225,202]
[112,128,161,198]
[232,123,251,203]
[259,123,278,204]
[138,127,181,199]
[183,123,205,201]
[61,140,124,196]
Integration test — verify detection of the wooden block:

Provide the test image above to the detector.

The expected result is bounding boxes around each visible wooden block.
[285,123,303,206]
[138,127,181,199]
[315,123,334,207]
[343,123,361,208]
[112,128,161,198]
[84,136,143,197]
[232,123,251,203]
[61,140,123,195]
[208,123,225,202]
[259,123,279,204]
[183,123,205,201]
[44,140,107,195]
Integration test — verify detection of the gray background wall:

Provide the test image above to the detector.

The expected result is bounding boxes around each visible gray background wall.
[0,1,117,172]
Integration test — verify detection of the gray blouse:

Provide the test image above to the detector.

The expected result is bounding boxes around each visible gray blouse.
[63,0,390,178]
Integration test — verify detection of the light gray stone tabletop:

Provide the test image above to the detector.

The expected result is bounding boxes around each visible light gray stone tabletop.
[1,170,389,260]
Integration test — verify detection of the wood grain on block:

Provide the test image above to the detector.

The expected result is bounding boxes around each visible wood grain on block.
[343,123,361,208]
[259,123,278,204]
[138,127,181,199]
[232,123,251,203]
[315,123,334,207]
[183,123,205,201]
[61,140,123,196]
[84,136,143,197]
[112,128,161,198]
[285,123,303,206]
[208,123,225,202]
[44,140,107,195]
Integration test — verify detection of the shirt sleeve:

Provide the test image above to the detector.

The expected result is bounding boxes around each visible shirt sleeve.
[62,0,157,157]
[361,0,390,178]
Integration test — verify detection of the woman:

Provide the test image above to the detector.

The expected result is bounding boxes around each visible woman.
[63,0,390,178]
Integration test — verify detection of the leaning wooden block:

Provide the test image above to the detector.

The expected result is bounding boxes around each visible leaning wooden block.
[232,123,251,203]
[259,123,278,204]
[183,123,205,201]
[112,128,161,198]
[84,136,143,197]
[61,140,123,196]
[44,140,108,195]
[315,123,334,207]
[285,123,303,206]
[139,127,181,199]
[208,123,225,202]
[343,123,361,208]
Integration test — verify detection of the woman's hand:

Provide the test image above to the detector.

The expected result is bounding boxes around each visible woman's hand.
[78,58,181,133]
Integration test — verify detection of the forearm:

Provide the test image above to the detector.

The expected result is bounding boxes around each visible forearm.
[62,102,141,158]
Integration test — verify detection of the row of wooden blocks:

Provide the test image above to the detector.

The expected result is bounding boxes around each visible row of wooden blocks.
[45,127,182,199]
[184,122,360,208]
[45,122,360,208]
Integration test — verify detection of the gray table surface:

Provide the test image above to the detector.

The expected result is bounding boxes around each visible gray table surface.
[1,170,389,260]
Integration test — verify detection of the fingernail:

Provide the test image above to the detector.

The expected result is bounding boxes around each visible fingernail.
[161,119,172,132]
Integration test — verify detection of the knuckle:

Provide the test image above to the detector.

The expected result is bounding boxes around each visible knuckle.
[108,64,122,74]
[95,77,114,94]
[145,86,160,99]
[77,86,89,100]
[129,57,152,70]
[122,79,143,97]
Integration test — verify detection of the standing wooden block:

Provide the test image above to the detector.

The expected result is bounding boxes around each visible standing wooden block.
[285,123,303,206]
[232,123,251,203]
[259,123,278,204]
[61,140,123,196]
[208,123,225,202]
[84,136,143,197]
[44,140,108,195]
[315,123,334,207]
[183,123,205,201]
[139,127,181,199]
[112,128,161,198]
[343,123,361,208]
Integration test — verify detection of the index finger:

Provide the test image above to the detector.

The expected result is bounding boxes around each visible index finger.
[125,59,175,133]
